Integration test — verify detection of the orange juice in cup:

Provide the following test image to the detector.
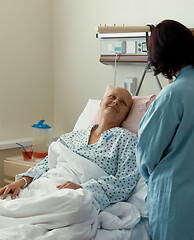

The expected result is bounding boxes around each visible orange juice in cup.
[22,150,33,161]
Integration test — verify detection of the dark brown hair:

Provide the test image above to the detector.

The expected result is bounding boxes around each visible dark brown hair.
[149,20,194,80]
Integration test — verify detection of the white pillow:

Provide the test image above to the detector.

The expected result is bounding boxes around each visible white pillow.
[73,85,112,131]
[73,99,100,131]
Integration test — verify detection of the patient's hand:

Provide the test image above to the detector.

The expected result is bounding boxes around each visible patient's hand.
[0,178,25,200]
[56,181,82,190]
[0,177,33,200]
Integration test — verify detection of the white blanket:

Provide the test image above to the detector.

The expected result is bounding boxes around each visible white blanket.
[0,142,149,240]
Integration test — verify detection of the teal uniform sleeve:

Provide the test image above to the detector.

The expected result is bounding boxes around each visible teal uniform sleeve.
[136,88,182,179]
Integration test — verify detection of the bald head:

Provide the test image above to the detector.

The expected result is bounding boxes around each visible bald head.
[106,87,133,112]
[100,87,133,126]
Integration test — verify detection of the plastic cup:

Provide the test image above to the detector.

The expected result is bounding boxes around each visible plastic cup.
[22,150,33,161]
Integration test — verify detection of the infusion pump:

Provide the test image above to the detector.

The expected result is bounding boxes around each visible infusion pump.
[96,26,151,64]
[100,38,147,55]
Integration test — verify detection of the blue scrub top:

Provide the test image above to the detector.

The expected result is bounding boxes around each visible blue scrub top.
[136,65,194,240]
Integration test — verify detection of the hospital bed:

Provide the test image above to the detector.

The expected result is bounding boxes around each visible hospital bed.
[0,86,155,240]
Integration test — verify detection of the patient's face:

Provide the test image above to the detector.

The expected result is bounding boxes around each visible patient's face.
[100,87,133,126]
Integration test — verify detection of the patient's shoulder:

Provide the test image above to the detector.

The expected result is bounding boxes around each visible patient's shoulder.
[119,126,137,136]
[114,127,137,140]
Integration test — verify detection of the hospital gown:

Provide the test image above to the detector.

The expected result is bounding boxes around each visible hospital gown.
[16,126,139,210]
[136,65,194,240]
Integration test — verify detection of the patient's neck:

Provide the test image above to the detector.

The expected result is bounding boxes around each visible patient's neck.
[88,129,101,145]
[95,119,119,136]
[88,121,118,145]
[98,119,118,134]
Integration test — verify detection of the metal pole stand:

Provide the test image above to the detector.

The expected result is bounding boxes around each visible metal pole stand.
[135,60,162,96]
[135,25,163,96]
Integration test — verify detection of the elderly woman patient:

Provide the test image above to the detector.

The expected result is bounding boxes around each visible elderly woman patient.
[0,87,139,211]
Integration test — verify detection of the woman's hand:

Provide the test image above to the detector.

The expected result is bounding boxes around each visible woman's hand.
[56,181,82,190]
[0,179,25,200]
[0,177,33,200]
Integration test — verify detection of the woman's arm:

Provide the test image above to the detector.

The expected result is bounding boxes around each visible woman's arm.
[136,90,181,179]
[1,156,50,200]
[0,176,33,199]
[15,156,50,182]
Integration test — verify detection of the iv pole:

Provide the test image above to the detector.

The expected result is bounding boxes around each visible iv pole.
[135,25,162,96]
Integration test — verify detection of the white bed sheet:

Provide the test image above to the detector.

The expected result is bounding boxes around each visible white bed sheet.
[0,141,150,239]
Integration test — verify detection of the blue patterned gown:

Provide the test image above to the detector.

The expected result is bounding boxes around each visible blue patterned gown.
[16,126,139,210]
